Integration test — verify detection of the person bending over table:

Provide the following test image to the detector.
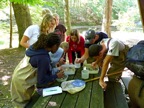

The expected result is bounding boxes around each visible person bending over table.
[75,29,108,64]
[88,38,129,90]
[11,32,64,108]
[66,29,85,65]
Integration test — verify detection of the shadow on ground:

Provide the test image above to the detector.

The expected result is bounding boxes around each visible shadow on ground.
[0,48,25,107]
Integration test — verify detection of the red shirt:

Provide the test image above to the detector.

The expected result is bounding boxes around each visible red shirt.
[66,35,85,63]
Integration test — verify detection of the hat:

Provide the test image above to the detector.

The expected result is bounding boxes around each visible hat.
[85,29,96,44]
[88,44,102,57]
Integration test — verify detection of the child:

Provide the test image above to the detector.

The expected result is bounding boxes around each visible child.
[49,42,69,69]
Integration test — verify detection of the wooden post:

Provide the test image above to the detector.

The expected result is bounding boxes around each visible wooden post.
[102,0,113,38]
[64,0,71,35]
[138,0,144,32]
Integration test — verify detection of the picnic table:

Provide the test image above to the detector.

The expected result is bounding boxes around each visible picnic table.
[26,67,129,108]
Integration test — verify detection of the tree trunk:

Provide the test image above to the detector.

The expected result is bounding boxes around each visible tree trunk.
[10,2,12,48]
[102,0,113,38]
[12,3,32,48]
[64,0,71,35]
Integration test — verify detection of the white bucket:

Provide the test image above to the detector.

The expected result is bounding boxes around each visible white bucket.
[81,70,89,79]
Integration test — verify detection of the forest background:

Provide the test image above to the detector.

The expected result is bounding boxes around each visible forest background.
[0,0,144,107]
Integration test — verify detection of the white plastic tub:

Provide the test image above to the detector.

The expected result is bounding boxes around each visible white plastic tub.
[61,64,76,75]
[83,64,99,74]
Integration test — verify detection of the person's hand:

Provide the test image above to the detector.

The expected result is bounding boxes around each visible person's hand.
[75,58,82,63]
[57,66,63,71]
[59,57,66,65]
[99,79,107,90]
[91,62,97,69]
[57,70,64,78]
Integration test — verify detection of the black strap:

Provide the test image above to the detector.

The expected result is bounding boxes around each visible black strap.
[107,38,112,50]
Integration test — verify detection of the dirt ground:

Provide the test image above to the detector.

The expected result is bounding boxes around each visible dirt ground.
[0,48,25,107]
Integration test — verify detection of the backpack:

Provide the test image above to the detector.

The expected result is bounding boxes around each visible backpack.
[126,40,144,80]
[126,41,144,97]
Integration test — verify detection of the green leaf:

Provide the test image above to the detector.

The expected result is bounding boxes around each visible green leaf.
[9,0,44,5]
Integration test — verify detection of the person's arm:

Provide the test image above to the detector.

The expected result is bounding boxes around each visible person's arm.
[20,25,34,48]
[20,35,30,48]
[76,48,89,63]
[64,32,67,41]
[91,56,102,68]
[37,57,64,87]
[99,55,113,90]
[58,56,66,66]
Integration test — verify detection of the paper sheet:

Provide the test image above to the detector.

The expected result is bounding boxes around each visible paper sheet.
[43,86,62,97]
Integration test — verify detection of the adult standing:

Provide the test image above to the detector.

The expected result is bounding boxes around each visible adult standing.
[20,13,56,49]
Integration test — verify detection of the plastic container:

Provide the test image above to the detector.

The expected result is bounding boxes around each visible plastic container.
[81,69,89,79]
[61,64,75,75]
[74,63,81,68]
[83,64,99,74]
[56,74,68,82]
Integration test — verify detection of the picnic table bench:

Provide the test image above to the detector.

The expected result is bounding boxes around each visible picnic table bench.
[26,67,129,108]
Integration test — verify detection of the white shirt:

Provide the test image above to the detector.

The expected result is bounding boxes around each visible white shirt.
[24,25,40,46]
[103,38,125,56]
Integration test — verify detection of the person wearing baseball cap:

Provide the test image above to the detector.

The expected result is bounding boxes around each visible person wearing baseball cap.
[75,29,108,64]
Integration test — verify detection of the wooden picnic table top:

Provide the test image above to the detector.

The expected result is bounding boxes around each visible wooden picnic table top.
[27,67,104,108]
[26,66,129,108]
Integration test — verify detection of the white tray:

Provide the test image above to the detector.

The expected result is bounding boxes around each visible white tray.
[84,64,99,74]
[61,64,76,75]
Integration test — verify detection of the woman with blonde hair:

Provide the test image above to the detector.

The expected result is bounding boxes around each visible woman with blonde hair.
[20,13,56,49]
